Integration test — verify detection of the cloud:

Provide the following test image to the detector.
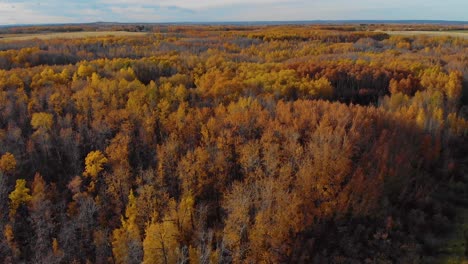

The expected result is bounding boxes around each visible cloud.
[108,6,166,21]
[99,0,290,10]
[0,2,75,24]
[0,0,466,25]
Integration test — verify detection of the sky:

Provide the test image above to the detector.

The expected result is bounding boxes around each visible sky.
[0,0,467,25]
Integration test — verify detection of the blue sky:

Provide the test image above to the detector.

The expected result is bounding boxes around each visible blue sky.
[0,0,467,25]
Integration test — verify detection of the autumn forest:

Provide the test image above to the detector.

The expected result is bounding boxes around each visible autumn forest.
[0,23,467,263]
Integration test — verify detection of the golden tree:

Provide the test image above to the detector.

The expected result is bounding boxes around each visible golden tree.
[112,190,142,264]
[0,152,16,174]
[9,179,32,218]
[83,150,108,179]
[143,212,179,264]
[31,112,53,131]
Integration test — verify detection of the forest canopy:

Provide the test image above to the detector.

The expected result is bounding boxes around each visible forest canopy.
[0,24,467,263]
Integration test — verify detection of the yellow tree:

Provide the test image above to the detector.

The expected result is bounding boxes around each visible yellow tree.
[84,150,108,179]
[9,179,32,218]
[143,211,179,264]
[112,190,142,264]
[445,71,462,109]
[31,112,54,157]
[175,192,195,243]
[311,77,334,98]
[142,193,194,264]
[83,150,107,193]
[76,63,95,78]
[31,112,53,131]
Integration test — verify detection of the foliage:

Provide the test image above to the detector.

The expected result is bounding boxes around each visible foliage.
[8,179,32,218]
[31,112,53,131]
[0,23,465,263]
[83,150,108,179]
[0,152,16,174]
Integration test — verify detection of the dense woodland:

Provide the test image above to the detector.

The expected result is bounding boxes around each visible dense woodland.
[0,24,467,263]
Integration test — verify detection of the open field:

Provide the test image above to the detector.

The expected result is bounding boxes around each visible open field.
[2,29,467,42]
[384,30,468,39]
[0,31,150,41]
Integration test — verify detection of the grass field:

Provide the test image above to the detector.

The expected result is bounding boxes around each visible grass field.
[1,30,467,42]
[0,31,150,41]
[384,30,468,39]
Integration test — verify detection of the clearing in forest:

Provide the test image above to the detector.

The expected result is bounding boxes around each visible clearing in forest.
[0,31,150,41]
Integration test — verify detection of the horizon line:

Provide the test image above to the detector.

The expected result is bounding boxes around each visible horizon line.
[1,19,467,27]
